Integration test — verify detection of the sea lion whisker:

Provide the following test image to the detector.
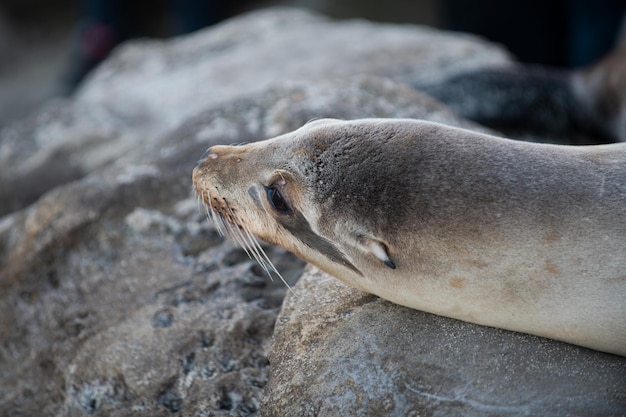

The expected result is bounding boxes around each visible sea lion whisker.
[238,226,274,275]
[233,233,257,261]
[214,200,279,282]
[218,202,259,253]
[196,193,202,214]
[202,190,226,236]
[196,190,211,222]
[201,190,226,237]
[211,212,226,236]
[224,219,259,263]
[212,207,230,237]
[246,231,294,293]
[220,208,293,293]
[231,211,294,292]
[256,247,294,294]
[221,208,266,266]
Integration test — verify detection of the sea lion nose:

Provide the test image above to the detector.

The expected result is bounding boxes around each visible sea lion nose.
[197,145,245,166]
[197,146,221,165]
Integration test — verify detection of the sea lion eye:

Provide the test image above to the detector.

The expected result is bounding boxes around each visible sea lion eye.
[266,186,292,214]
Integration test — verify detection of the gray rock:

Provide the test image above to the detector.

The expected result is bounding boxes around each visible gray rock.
[0,7,511,216]
[0,71,482,415]
[76,7,510,130]
[263,267,626,417]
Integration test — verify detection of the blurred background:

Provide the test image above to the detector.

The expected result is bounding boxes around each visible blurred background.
[0,0,624,129]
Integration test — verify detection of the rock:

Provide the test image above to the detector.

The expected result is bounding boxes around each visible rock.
[0,7,511,216]
[263,267,626,417]
[0,72,484,417]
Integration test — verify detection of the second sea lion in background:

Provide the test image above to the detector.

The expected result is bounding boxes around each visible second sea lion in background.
[416,45,626,144]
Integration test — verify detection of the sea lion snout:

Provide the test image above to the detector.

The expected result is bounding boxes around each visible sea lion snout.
[197,145,236,165]
[196,148,218,165]
[194,145,249,187]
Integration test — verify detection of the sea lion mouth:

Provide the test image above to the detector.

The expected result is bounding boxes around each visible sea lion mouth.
[195,186,238,235]
[200,188,242,235]
[194,186,293,289]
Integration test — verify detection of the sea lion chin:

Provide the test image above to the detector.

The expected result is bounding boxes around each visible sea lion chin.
[193,118,626,356]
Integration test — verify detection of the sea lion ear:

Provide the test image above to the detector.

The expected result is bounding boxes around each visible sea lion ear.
[363,237,396,269]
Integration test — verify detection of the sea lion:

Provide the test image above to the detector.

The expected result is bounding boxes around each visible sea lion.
[416,45,626,144]
[192,118,626,356]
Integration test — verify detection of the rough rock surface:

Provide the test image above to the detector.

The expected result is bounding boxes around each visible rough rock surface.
[0,7,511,216]
[1,7,623,417]
[0,75,481,417]
[263,268,626,417]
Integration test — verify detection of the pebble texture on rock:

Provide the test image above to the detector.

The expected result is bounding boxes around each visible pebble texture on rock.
[1,7,623,417]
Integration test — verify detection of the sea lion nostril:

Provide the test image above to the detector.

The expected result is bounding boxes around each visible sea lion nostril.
[197,148,219,165]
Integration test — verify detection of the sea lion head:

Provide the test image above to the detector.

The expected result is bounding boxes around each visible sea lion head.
[192,118,408,291]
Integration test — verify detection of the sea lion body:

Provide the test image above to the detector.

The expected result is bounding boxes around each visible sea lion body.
[193,119,626,356]
[418,45,626,144]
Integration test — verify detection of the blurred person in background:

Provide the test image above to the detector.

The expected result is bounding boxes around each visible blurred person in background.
[67,0,225,88]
